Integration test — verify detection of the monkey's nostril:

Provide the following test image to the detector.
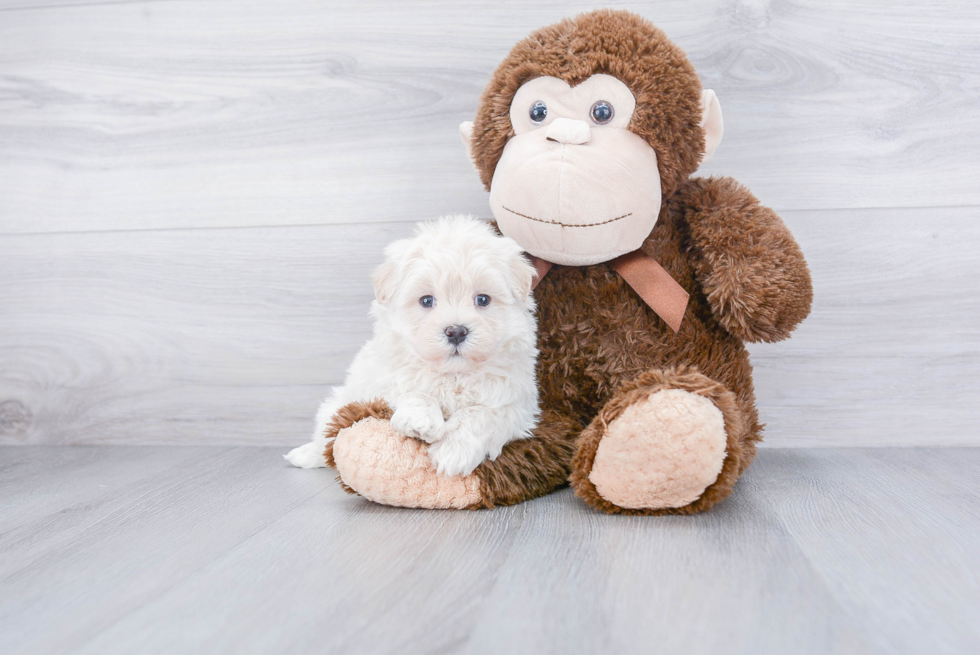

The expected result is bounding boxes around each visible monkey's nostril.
[544,117,591,145]
[445,325,468,346]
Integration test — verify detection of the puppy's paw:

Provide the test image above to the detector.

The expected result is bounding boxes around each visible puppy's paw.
[390,402,445,444]
[284,441,328,469]
[428,435,487,477]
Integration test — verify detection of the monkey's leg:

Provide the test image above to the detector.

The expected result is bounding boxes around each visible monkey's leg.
[323,400,578,509]
[569,367,755,515]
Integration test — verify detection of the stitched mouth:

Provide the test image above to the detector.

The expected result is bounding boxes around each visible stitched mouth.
[502,206,632,228]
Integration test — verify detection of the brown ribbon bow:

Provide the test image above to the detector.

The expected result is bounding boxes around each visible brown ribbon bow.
[529,251,689,333]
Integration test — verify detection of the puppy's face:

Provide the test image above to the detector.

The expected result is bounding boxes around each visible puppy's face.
[373,217,535,372]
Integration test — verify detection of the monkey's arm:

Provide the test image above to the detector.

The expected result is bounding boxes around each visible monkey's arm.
[679,176,813,343]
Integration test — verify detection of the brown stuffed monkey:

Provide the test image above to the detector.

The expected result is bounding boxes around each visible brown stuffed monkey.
[324,9,812,515]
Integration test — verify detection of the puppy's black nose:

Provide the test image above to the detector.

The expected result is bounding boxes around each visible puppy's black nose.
[445,325,468,346]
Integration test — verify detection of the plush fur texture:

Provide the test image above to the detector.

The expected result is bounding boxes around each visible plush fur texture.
[322,398,394,472]
[285,215,540,477]
[465,10,811,513]
[471,408,578,508]
[569,367,748,515]
[334,417,483,509]
[588,388,727,510]
[324,399,577,510]
[316,10,812,514]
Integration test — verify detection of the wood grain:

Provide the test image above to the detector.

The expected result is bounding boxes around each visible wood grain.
[1,3,977,651]
[0,446,335,654]
[0,446,977,654]
[1,0,979,234]
[751,205,980,446]
[1,206,978,447]
[0,220,415,446]
[1,0,978,448]
[753,448,980,654]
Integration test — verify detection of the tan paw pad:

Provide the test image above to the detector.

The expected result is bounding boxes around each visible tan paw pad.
[589,389,727,509]
[333,417,482,509]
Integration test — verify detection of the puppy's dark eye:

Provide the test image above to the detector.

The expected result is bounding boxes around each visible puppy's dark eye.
[475,294,491,307]
[419,295,435,308]
[529,101,548,124]
[590,100,614,125]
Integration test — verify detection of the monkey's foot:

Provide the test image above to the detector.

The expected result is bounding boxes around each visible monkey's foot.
[570,368,748,514]
[324,400,576,509]
[591,389,726,508]
[333,418,483,509]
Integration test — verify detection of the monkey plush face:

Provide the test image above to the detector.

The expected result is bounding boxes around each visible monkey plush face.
[486,74,660,266]
[460,10,724,266]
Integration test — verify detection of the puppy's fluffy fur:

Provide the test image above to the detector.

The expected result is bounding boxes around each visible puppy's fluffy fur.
[285,215,540,476]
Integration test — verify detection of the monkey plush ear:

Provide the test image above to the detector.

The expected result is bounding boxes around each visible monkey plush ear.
[700,90,724,163]
[459,121,479,171]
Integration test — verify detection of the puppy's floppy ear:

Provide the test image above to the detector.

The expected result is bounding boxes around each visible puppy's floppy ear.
[509,251,536,302]
[372,239,409,303]
[372,260,398,303]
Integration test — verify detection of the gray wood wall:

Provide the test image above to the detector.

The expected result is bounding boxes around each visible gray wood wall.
[2,0,978,447]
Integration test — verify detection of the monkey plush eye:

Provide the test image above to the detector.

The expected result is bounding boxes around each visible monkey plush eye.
[475,294,491,307]
[529,101,548,123]
[419,295,435,308]
[590,100,614,125]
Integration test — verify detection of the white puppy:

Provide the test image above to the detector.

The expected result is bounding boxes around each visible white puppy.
[284,215,539,477]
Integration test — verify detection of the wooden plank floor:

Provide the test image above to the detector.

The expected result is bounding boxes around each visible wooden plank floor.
[1,447,977,654]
